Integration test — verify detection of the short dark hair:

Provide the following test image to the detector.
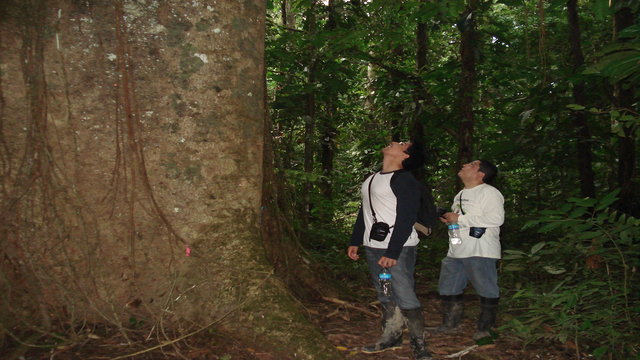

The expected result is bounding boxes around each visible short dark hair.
[402,141,425,171]
[478,159,498,184]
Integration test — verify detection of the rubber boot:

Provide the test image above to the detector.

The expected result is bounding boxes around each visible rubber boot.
[361,302,403,353]
[473,297,499,340]
[433,294,464,333]
[401,308,433,360]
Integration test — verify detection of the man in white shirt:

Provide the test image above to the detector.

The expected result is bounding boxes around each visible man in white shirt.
[436,160,504,340]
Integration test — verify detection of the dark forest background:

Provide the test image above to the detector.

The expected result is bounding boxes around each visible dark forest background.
[266,0,639,358]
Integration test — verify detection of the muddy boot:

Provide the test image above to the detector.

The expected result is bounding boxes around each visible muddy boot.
[361,302,403,353]
[401,308,433,360]
[433,294,463,333]
[473,297,499,340]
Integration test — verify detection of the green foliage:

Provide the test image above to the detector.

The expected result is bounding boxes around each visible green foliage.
[502,190,640,358]
[266,1,640,353]
[588,23,640,88]
[266,0,640,318]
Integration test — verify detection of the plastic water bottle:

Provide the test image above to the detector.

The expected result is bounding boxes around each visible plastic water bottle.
[378,268,392,296]
[447,222,462,246]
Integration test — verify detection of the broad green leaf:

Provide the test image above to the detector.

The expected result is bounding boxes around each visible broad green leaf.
[503,264,525,271]
[591,0,610,20]
[619,24,640,39]
[569,207,588,219]
[503,249,528,257]
[568,197,597,207]
[596,189,621,210]
[530,242,546,255]
[538,221,564,233]
[566,104,585,111]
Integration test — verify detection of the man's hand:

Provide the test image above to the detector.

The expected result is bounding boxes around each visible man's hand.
[378,256,397,268]
[440,212,459,223]
[347,246,360,261]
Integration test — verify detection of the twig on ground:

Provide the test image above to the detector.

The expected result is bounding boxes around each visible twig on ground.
[445,344,479,358]
[321,297,379,317]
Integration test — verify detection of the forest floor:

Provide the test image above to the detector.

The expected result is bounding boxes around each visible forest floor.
[3,277,583,360]
[311,291,578,360]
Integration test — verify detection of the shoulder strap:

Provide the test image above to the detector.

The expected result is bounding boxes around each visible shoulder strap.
[368,172,378,223]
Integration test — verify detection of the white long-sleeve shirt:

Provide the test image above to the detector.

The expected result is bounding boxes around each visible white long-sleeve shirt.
[448,183,504,259]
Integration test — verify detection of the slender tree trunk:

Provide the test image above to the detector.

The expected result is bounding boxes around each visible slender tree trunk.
[319,107,336,204]
[416,1,427,73]
[412,0,428,180]
[302,1,317,233]
[456,1,478,166]
[538,0,548,81]
[567,0,595,198]
[281,0,296,28]
[318,0,338,222]
[613,3,637,214]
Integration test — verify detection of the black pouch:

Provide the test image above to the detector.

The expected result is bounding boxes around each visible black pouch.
[469,227,486,238]
[370,222,390,241]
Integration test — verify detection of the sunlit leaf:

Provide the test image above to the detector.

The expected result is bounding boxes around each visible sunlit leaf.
[543,265,566,275]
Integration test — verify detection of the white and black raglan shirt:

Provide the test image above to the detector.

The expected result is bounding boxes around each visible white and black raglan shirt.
[349,170,421,259]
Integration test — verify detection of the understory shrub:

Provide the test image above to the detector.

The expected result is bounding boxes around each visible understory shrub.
[501,190,639,359]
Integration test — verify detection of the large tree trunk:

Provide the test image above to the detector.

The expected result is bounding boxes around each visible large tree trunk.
[567,0,595,198]
[0,1,341,358]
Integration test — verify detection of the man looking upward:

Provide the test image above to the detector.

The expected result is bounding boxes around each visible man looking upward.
[347,141,432,360]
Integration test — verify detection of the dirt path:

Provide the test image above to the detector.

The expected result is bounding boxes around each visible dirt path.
[311,292,573,360]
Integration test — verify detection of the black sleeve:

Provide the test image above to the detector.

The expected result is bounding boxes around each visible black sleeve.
[418,184,438,228]
[384,172,420,259]
[349,207,365,246]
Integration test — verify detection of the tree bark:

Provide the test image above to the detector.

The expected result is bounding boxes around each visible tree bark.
[282,0,296,28]
[412,0,429,181]
[302,0,318,234]
[567,0,596,198]
[538,0,548,81]
[456,1,478,166]
[0,1,341,357]
[613,3,636,214]
[318,0,338,221]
